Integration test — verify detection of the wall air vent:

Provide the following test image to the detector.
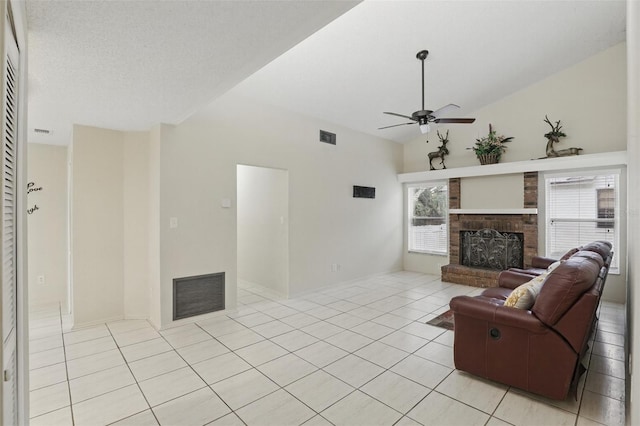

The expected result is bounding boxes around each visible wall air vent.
[353,185,376,199]
[33,128,50,134]
[319,130,336,145]
[173,272,225,320]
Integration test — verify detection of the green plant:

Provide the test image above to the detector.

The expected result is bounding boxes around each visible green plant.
[468,124,514,159]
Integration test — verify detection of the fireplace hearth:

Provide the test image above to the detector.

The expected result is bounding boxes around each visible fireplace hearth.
[460,229,524,271]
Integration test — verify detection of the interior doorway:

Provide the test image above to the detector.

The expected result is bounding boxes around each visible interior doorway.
[236,164,289,297]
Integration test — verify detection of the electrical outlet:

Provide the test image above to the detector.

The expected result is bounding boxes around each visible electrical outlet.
[37,275,45,285]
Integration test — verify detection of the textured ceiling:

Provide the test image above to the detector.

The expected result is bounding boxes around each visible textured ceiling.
[26,0,359,145]
[228,0,626,143]
[27,1,626,146]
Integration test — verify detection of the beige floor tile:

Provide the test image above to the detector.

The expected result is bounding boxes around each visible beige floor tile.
[436,370,508,414]
[300,321,344,339]
[216,328,265,350]
[380,331,429,353]
[354,341,409,369]
[258,353,317,386]
[323,354,384,388]
[63,324,110,346]
[72,384,149,425]
[30,382,70,418]
[390,354,451,388]
[235,339,289,366]
[361,370,430,414]
[211,368,279,409]
[236,389,315,425]
[66,349,125,379]
[321,390,403,426]
[408,391,489,426]
[120,337,174,363]
[286,370,354,412]
[138,366,207,407]
[295,341,349,368]
[111,409,159,425]
[192,351,252,384]
[494,390,577,426]
[65,335,117,360]
[69,364,135,403]
[251,319,296,338]
[128,350,186,381]
[152,387,230,425]
[579,390,625,425]
[175,338,229,364]
[30,362,67,391]
[414,341,454,368]
[30,406,73,426]
[325,330,373,353]
[30,346,65,370]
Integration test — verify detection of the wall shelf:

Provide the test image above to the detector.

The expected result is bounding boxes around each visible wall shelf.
[398,151,627,183]
[449,208,538,215]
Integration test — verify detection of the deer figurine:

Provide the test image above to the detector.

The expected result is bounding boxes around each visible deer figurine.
[427,130,450,170]
[544,115,582,157]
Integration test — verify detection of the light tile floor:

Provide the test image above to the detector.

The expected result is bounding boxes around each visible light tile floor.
[29,272,626,425]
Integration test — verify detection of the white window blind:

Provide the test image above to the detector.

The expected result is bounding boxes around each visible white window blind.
[545,171,619,270]
[408,183,448,254]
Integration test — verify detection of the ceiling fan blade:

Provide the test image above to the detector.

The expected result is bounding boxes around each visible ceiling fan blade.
[431,103,460,119]
[434,118,476,124]
[384,111,415,121]
[378,122,415,130]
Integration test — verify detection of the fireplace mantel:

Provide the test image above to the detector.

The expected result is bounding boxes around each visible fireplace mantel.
[450,208,537,215]
[398,150,627,183]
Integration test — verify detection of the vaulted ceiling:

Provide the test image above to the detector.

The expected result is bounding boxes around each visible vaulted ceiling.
[27,1,626,145]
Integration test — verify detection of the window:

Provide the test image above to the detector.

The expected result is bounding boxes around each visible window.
[545,171,619,270]
[408,183,448,254]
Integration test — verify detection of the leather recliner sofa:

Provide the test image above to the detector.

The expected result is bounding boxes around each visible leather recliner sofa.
[449,243,612,400]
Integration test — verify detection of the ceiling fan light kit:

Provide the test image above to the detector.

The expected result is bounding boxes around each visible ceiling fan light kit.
[380,49,475,134]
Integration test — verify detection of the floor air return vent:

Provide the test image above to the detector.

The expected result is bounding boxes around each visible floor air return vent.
[173,272,225,320]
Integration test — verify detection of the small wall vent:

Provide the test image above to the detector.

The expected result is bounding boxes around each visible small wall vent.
[353,185,375,199]
[173,272,225,320]
[319,130,336,145]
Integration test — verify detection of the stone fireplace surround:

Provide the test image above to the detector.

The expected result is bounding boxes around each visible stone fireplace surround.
[441,172,538,287]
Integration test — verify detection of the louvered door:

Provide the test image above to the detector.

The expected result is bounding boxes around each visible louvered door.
[2,10,19,425]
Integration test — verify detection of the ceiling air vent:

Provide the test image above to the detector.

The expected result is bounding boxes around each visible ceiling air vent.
[319,130,336,145]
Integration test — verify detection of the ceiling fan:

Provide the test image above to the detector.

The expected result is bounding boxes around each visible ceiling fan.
[379,50,475,134]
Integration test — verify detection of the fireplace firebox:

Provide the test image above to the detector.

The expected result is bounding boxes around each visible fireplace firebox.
[460,229,524,271]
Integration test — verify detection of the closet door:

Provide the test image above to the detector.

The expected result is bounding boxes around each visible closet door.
[1,10,19,425]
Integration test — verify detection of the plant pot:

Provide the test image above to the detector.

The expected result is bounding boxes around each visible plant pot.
[478,154,499,165]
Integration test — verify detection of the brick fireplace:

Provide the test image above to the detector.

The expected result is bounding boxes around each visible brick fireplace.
[441,172,539,287]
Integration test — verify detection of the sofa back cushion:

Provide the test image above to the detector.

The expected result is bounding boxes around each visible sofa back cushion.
[580,241,612,264]
[570,250,605,268]
[532,256,600,326]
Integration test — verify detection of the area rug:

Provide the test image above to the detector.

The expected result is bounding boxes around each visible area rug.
[427,309,454,330]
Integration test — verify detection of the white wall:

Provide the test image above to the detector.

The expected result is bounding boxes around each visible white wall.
[402,43,628,301]
[123,132,150,319]
[627,0,639,424]
[156,92,404,327]
[237,165,289,296]
[71,125,125,325]
[71,125,151,326]
[27,144,68,311]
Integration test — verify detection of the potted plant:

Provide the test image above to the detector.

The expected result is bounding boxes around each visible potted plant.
[469,124,514,164]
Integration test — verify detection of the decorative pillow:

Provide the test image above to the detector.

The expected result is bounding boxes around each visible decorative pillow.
[504,273,547,309]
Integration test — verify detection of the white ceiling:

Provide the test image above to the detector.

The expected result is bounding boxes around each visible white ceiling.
[27,1,626,146]
[26,0,359,145]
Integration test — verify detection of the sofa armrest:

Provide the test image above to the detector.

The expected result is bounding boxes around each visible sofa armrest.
[531,256,557,269]
[497,270,535,290]
[450,296,548,334]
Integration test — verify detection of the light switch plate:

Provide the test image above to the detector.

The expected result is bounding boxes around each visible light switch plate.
[221,198,232,208]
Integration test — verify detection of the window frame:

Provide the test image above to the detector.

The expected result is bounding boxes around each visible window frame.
[407,181,449,256]
[543,168,620,273]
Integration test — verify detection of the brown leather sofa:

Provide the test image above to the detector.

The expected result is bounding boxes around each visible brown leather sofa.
[449,242,612,400]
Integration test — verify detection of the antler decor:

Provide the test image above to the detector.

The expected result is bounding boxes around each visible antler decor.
[426,130,450,170]
[543,115,582,157]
